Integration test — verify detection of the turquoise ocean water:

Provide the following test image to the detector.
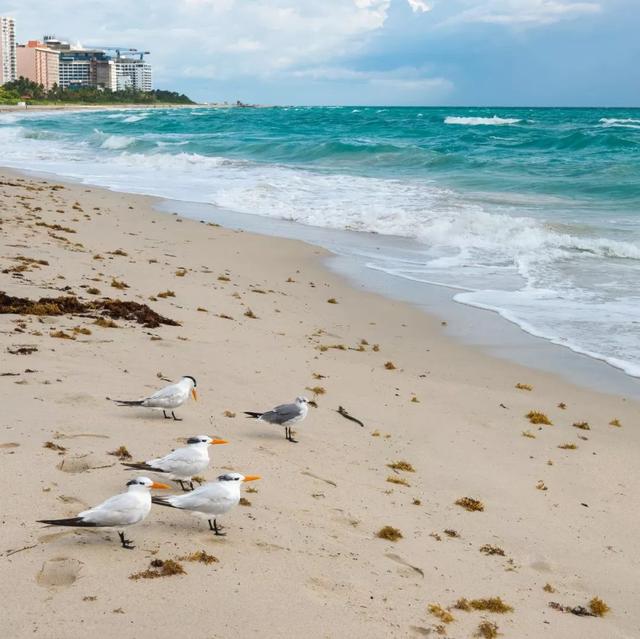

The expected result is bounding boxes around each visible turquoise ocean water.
[1,106,639,376]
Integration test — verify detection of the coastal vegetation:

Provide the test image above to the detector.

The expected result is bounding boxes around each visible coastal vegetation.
[1,77,193,105]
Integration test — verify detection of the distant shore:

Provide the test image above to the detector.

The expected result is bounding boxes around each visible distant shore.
[0,102,257,112]
[1,167,639,638]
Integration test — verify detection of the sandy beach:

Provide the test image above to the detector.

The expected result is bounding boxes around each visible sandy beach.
[1,169,639,639]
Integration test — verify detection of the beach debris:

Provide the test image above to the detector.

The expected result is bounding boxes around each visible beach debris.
[549,597,609,617]
[86,287,100,295]
[558,402,567,409]
[384,361,397,370]
[376,526,403,542]
[175,268,187,277]
[455,497,484,512]
[245,486,258,494]
[108,446,132,460]
[312,372,326,379]
[306,386,326,396]
[7,345,38,355]
[443,529,459,538]
[526,411,552,425]
[197,307,208,312]
[388,460,415,472]
[337,406,365,427]
[94,318,119,328]
[521,430,536,438]
[558,443,577,450]
[73,326,92,335]
[157,290,175,298]
[454,597,513,614]
[239,497,251,506]
[479,544,505,556]
[609,418,622,427]
[475,621,499,638]
[372,344,380,351]
[412,498,422,505]
[217,313,234,320]
[217,275,230,282]
[428,604,454,624]
[223,410,236,418]
[51,330,74,339]
[327,298,338,304]
[43,441,67,453]
[129,559,185,580]
[111,278,129,290]
[109,249,128,257]
[244,308,258,319]
[572,421,590,430]
[178,550,218,565]
[543,583,555,593]
[0,292,178,328]
[536,480,548,491]
[515,383,533,391]
[387,475,410,487]
[411,396,420,403]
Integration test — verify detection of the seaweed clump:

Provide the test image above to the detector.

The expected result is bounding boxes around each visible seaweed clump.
[178,550,218,565]
[428,604,454,624]
[129,559,185,580]
[376,526,403,541]
[108,446,132,460]
[454,598,513,613]
[455,497,484,512]
[526,411,552,425]
[388,460,415,472]
[0,292,178,329]
[475,621,499,638]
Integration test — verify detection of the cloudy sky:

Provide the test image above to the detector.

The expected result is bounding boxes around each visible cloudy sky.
[5,0,639,105]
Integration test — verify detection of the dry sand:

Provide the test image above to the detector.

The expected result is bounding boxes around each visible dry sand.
[0,169,638,639]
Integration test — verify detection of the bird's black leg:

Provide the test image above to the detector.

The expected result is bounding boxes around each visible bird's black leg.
[286,426,298,443]
[171,411,182,422]
[163,410,170,419]
[189,480,194,491]
[177,480,188,492]
[118,531,135,549]
[207,518,226,536]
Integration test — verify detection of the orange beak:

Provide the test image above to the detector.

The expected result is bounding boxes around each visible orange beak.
[191,388,198,401]
[243,475,261,482]
[211,438,228,445]
[151,482,170,489]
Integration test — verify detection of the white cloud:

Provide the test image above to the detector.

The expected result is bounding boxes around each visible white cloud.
[446,0,601,26]
[407,0,433,12]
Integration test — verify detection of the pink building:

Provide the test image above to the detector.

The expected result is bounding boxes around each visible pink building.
[16,40,59,90]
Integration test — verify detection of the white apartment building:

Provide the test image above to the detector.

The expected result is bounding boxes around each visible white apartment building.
[0,16,17,85]
[114,59,152,92]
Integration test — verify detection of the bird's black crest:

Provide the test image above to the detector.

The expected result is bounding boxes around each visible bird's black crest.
[127,478,142,486]
[187,436,205,444]
[183,375,197,387]
[217,473,235,482]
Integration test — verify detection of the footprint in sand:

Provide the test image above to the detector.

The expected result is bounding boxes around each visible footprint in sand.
[36,557,83,587]
[56,454,114,473]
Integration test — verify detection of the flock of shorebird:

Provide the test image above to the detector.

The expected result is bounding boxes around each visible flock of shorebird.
[38,375,310,549]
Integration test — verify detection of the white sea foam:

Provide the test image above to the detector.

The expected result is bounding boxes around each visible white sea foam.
[100,135,136,149]
[445,116,522,126]
[123,113,148,123]
[599,117,640,129]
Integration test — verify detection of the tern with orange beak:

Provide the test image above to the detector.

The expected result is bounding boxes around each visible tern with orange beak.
[113,375,198,421]
[122,435,229,491]
[37,477,169,549]
[152,472,260,536]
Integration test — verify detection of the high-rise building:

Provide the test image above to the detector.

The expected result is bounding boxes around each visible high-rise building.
[114,58,152,92]
[0,16,17,85]
[16,40,60,90]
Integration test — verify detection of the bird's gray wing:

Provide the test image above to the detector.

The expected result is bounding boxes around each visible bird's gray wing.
[261,403,301,425]
[78,492,145,526]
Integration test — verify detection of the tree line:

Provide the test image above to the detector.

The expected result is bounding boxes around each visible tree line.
[0,77,194,105]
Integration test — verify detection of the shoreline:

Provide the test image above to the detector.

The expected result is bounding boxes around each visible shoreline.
[2,169,639,638]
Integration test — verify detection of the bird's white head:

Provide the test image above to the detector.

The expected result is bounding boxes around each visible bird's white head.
[187,435,229,446]
[217,472,261,484]
[126,476,170,491]
[181,375,198,401]
[296,396,310,405]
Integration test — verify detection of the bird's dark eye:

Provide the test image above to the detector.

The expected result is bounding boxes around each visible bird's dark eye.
[235,477,239,481]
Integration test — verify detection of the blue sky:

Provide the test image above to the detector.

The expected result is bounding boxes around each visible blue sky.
[5,0,639,105]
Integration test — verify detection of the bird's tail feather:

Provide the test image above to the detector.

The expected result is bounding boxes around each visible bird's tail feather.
[113,399,144,406]
[121,462,164,473]
[244,411,263,419]
[37,517,97,527]
[151,496,177,508]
